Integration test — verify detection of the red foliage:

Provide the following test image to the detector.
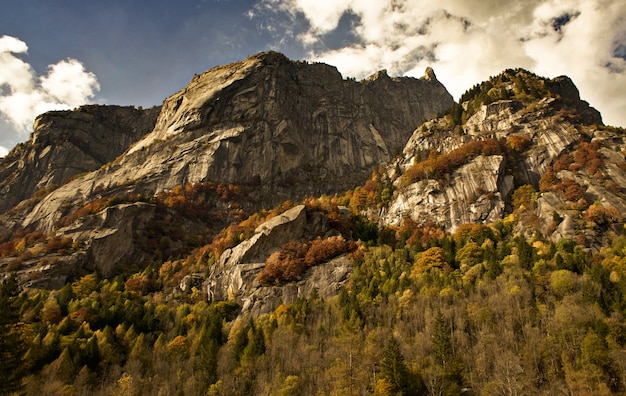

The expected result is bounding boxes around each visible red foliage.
[0,229,46,257]
[553,153,573,172]
[124,274,155,294]
[257,236,356,285]
[561,179,586,202]
[403,138,504,184]
[44,236,73,255]
[69,307,93,323]
[396,220,446,247]
[57,197,115,227]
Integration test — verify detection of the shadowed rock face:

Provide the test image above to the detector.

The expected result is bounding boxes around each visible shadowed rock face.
[0,51,453,285]
[0,105,160,214]
[19,51,453,231]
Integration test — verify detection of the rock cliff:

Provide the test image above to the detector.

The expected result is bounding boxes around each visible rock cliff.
[16,51,452,232]
[0,105,160,214]
[205,204,353,316]
[380,69,626,246]
[0,51,452,285]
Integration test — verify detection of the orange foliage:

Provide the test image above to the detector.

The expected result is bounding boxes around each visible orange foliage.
[552,143,603,176]
[44,236,74,255]
[508,134,532,152]
[453,223,495,244]
[403,138,504,184]
[124,274,155,295]
[413,246,450,274]
[553,153,573,172]
[0,229,46,257]
[57,197,116,227]
[539,167,559,192]
[257,236,356,285]
[396,220,446,247]
[69,307,93,323]
[585,205,622,225]
[561,179,586,202]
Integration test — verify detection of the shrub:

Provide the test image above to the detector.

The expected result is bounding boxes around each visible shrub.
[402,138,504,185]
[561,179,586,202]
[585,204,621,226]
[257,236,356,285]
[508,134,532,152]
[539,167,559,192]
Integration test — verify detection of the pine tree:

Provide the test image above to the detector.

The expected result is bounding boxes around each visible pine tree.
[380,335,409,393]
[0,274,27,395]
[431,312,464,394]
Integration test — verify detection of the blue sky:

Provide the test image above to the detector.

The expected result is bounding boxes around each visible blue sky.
[1,0,625,157]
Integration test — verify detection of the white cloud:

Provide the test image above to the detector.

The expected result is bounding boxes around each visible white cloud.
[0,35,100,134]
[259,0,626,127]
[0,145,7,158]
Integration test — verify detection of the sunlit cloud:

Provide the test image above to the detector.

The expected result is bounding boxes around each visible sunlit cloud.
[0,35,100,134]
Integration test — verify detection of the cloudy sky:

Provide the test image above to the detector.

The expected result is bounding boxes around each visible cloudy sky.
[1,0,625,157]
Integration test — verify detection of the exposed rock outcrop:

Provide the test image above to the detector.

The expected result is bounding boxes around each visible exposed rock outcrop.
[20,52,453,232]
[205,204,353,316]
[0,201,156,289]
[381,69,616,238]
[0,105,160,214]
[383,155,513,232]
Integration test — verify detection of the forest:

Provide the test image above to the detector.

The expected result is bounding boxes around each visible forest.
[2,184,626,395]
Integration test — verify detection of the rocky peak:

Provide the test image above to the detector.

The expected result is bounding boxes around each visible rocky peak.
[19,52,453,232]
[424,67,437,81]
[380,68,616,236]
[0,105,160,214]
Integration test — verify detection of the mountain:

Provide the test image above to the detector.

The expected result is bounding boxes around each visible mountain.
[0,105,160,214]
[4,54,626,395]
[203,68,626,316]
[0,51,452,286]
[380,68,614,238]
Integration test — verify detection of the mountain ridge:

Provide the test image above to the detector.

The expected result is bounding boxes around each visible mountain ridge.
[0,51,453,285]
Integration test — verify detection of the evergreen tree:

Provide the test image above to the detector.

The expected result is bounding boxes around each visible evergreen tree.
[432,312,463,394]
[0,274,27,395]
[380,335,425,395]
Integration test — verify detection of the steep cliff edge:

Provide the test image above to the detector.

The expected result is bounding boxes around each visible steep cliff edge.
[0,51,453,284]
[19,51,452,232]
[0,105,160,214]
[380,68,626,247]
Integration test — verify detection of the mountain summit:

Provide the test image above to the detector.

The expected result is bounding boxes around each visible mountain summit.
[0,52,452,283]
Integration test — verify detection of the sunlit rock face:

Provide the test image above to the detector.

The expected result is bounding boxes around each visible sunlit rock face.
[17,51,452,232]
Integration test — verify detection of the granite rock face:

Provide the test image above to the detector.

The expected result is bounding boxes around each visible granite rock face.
[205,204,353,316]
[0,105,160,214]
[382,155,513,232]
[18,52,452,231]
[380,69,615,236]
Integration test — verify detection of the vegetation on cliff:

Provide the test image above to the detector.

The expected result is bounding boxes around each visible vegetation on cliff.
[2,184,626,394]
[2,66,626,395]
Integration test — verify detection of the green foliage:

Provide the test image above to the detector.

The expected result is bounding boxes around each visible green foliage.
[7,165,626,396]
[0,274,28,395]
[380,335,426,395]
